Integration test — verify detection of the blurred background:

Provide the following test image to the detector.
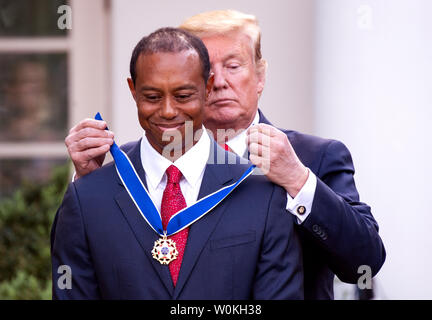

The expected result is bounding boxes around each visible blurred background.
[0,0,430,299]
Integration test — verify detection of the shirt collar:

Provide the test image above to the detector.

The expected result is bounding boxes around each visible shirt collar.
[226,110,260,158]
[140,125,211,190]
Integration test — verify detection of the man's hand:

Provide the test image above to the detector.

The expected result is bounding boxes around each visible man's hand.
[65,118,114,179]
[247,123,308,198]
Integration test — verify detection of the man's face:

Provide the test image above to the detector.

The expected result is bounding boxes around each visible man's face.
[202,31,265,132]
[127,50,210,156]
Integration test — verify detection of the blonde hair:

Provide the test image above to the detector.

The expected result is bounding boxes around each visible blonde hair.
[179,10,266,70]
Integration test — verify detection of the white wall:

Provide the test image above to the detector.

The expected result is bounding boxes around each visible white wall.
[314,0,432,299]
[110,0,314,144]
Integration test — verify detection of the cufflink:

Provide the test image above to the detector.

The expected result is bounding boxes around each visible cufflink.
[296,205,306,215]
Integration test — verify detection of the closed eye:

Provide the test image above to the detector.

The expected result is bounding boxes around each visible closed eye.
[175,91,195,102]
[144,94,161,102]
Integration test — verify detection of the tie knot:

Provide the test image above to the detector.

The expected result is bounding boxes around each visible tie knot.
[166,165,182,184]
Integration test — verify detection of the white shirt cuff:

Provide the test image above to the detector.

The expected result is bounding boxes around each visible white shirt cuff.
[286,168,317,224]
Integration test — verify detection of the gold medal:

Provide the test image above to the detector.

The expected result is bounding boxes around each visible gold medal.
[151,235,178,265]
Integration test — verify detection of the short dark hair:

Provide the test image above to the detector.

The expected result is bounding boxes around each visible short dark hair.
[129,27,210,85]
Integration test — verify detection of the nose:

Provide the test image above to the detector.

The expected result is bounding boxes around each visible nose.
[160,97,178,119]
[212,66,228,91]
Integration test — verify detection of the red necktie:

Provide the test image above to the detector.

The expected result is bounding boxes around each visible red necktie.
[224,143,233,153]
[161,165,188,286]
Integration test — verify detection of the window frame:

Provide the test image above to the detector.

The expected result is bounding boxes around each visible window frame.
[0,0,111,189]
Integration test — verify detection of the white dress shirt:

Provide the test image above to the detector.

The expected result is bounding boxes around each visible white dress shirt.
[226,110,317,224]
[225,111,260,158]
[140,126,210,212]
[72,113,316,223]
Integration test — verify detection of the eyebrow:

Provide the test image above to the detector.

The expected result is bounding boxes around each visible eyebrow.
[140,86,161,92]
[224,53,241,61]
[140,85,198,92]
[174,85,198,91]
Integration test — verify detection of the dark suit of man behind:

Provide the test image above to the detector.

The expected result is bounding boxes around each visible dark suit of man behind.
[259,110,385,299]
[51,141,303,299]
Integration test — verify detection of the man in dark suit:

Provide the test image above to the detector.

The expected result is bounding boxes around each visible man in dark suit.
[51,27,303,299]
[63,10,386,299]
[254,111,384,298]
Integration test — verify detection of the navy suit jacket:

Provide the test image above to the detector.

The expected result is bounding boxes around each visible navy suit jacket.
[258,110,386,299]
[51,141,304,299]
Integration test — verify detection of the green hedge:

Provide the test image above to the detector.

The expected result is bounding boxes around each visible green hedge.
[0,163,69,299]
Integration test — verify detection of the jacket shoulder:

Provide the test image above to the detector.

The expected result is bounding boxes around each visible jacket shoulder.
[73,160,118,193]
[283,129,335,151]
[120,140,140,153]
[282,129,351,173]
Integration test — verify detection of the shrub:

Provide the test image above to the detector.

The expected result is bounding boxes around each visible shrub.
[0,163,69,299]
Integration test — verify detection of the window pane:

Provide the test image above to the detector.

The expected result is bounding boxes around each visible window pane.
[0,0,68,37]
[0,158,67,199]
[0,53,68,142]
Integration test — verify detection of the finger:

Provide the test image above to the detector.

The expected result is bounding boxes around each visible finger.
[69,118,108,134]
[66,127,114,147]
[81,144,111,161]
[75,127,114,141]
[70,137,113,153]
[249,153,262,167]
[247,130,271,146]
[247,125,260,135]
[249,154,271,175]
[247,123,275,137]
[248,142,270,157]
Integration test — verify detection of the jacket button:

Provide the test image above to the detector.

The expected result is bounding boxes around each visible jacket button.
[312,224,320,233]
[296,205,306,215]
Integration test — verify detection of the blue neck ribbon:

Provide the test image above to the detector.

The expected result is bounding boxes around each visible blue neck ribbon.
[95,113,255,237]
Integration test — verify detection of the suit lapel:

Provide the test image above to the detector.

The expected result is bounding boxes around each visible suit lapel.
[258,108,272,125]
[113,140,174,295]
[173,143,235,299]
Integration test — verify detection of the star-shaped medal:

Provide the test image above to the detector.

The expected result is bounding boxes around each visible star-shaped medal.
[151,236,178,265]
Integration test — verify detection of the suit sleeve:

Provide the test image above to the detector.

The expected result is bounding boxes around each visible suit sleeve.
[302,140,386,283]
[51,183,101,299]
[253,185,304,299]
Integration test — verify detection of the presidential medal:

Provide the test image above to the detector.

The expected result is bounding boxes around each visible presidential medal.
[151,235,178,265]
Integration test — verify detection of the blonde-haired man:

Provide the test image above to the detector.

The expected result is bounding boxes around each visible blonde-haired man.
[180,10,265,67]
[65,9,385,299]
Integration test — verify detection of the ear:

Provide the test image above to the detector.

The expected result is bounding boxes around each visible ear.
[205,73,215,99]
[127,78,137,102]
[256,60,267,98]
